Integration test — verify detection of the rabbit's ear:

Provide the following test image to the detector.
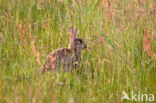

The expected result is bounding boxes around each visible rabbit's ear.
[69,26,78,49]
[69,26,78,39]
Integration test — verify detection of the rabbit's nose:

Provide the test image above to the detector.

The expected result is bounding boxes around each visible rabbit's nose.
[84,44,87,49]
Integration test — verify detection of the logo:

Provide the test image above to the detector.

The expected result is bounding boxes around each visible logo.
[121,91,155,102]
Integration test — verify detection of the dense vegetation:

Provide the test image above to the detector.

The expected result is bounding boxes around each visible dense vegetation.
[0,0,156,102]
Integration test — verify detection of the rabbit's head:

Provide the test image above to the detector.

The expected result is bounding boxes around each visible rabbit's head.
[73,38,87,51]
[69,26,87,51]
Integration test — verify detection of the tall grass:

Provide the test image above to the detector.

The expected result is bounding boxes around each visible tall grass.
[0,0,156,103]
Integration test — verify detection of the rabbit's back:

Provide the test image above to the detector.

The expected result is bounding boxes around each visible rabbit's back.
[42,48,74,72]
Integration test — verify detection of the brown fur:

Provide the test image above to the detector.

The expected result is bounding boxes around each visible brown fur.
[42,48,73,72]
[42,27,87,72]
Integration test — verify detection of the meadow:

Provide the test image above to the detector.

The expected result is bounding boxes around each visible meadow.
[0,0,156,103]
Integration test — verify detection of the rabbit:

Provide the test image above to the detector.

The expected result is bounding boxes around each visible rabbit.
[42,26,87,72]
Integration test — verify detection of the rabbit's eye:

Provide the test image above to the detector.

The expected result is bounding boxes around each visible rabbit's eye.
[78,39,82,43]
